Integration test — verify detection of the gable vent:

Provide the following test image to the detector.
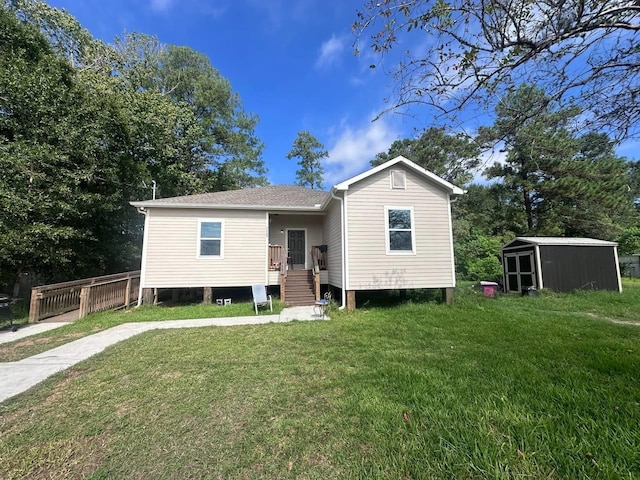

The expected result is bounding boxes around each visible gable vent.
[390,170,406,189]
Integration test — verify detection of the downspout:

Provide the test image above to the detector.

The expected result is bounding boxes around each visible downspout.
[136,207,149,307]
[448,193,460,287]
[330,190,347,309]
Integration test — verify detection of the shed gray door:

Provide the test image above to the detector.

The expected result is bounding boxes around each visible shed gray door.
[288,230,305,268]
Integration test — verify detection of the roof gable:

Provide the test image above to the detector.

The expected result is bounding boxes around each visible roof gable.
[333,156,465,195]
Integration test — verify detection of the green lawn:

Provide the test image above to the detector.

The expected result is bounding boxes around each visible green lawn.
[1,282,639,479]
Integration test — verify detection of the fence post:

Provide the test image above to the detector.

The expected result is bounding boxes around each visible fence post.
[125,277,131,308]
[79,286,91,319]
[29,288,41,323]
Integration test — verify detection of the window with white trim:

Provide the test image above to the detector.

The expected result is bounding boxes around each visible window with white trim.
[198,220,223,258]
[385,207,415,254]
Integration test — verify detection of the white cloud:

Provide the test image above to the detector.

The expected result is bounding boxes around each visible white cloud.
[324,116,399,185]
[149,0,225,17]
[150,0,174,12]
[315,34,346,69]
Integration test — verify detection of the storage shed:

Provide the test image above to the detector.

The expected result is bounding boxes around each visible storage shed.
[502,237,622,293]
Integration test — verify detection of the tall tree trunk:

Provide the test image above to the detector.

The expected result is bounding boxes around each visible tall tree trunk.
[523,188,534,233]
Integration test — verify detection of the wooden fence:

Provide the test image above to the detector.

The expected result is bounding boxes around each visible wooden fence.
[29,271,141,323]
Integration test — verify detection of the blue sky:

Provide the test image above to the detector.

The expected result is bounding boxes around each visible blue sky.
[44,0,430,187]
[43,0,639,189]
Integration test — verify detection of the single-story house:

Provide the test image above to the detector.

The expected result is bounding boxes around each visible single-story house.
[502,237,622,293]
[131,156,465,310]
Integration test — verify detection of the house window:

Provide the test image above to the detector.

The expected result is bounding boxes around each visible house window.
[198,220,223,258]
[385,207,415,254]
[390,170,406,189]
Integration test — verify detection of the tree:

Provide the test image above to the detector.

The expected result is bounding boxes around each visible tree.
[353,0,640,139]
[372,127,480,185]
[1,3,268,293]
[451,184,519,280]
[6,0,112,69]
[286,131,327,189]
[0,5,112,287]
[617,227,640,255]
[112,36,268,191]
[628,160,640,210]
[482,85,635,239]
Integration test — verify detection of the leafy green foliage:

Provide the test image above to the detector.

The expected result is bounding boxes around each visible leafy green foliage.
[0,7,100,281]
[0,3,268,290]
[286,131,327,189]
[617,227,640,255]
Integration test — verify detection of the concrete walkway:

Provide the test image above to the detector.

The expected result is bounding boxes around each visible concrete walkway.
[0,306,328,404]
[0,322,72,345]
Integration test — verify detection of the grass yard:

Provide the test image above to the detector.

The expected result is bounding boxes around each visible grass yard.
[1,281,639,479]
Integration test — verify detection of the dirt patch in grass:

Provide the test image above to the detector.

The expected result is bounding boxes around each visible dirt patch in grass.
[0,332,94,363]
[42,369,87,406]
[14,332,85,348]
[2,434,110,480]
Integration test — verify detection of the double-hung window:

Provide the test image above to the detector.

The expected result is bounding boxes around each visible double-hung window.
[198,220,223,258]
[385,207,415,254]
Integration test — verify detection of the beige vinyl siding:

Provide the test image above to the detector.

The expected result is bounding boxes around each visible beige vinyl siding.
[323,197,343,288]
[267,270,280,285]
[143,208,267,288]
[345,166,454,290]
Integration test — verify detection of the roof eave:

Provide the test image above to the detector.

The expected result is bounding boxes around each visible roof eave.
[506,237,618,248]
[129,201,324,212]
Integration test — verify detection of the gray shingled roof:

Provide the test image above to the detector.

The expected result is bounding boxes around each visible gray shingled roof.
[131,185,330,210]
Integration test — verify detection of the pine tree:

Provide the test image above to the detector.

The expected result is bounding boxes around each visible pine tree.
[286,131,327,189]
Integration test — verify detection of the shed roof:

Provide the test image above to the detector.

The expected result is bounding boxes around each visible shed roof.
[130,185,330,211]
[504,237,618,249]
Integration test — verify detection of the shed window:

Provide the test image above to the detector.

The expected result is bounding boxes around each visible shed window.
[198,220,223,258]
[385,207,415,254]
[390,170,406,189]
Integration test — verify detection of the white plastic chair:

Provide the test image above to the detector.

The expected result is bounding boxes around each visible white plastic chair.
[251,284,272,315]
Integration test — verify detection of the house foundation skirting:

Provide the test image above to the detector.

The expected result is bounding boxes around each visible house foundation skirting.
[344,287,455,310]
